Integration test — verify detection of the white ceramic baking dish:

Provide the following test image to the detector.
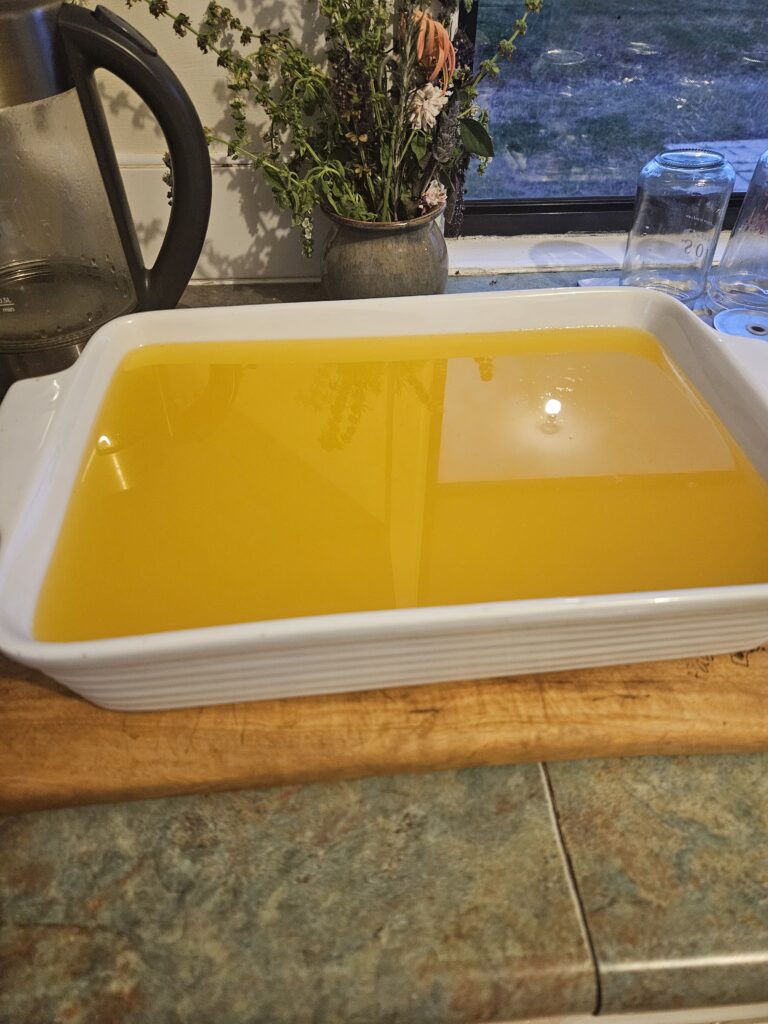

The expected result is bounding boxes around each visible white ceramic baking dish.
[0,287,767,711]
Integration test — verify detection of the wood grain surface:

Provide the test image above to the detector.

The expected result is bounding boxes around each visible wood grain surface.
[1,648,767,813]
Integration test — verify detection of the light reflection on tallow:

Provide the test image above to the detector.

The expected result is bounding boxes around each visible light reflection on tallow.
[95,433,129,492]
[542,397,562,434]
[437,352,734,484]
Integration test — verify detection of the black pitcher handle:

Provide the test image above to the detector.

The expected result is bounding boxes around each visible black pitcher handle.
[57,4,211,310]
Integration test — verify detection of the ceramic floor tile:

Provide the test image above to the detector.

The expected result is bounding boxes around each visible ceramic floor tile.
[0,764,596,1024]
[546,754,768,1012]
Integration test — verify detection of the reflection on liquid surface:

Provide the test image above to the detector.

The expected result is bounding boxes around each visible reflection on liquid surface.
[35,328,768,641]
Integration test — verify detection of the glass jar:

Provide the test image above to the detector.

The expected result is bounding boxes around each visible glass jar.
[708,147,768,313]
[621,150,735,304]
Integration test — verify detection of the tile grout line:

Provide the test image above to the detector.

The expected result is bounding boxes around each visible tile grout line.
[539,762,603,1016]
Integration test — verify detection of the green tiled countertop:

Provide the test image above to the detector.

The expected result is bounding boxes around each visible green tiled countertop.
[2,756,768,1022]
[549,755,768,1012]
[177,271,589,310]
[2,277,767,1023]
[0,767,595,1024]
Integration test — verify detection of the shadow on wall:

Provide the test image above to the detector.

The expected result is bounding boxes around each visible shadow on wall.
[98,75,163,135]
[135,218,166,252]
[98,0,329,279]
[198,166,328,281]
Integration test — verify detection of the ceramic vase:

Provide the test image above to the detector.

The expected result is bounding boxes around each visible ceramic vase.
[321,205,448,300]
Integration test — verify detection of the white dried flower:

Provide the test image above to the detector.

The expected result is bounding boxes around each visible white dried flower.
[409,83,450,132]
[300,215,314,256]
[422,179,447,209]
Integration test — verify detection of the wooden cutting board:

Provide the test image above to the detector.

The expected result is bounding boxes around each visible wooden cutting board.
[1,647,767,813]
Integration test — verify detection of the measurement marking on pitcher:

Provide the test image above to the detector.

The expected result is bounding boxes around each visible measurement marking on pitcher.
[683,240,706,259]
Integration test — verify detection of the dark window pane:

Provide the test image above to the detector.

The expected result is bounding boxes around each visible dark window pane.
[466,0,768,200]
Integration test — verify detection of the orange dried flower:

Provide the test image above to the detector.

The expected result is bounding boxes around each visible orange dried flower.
[414,10,456,94]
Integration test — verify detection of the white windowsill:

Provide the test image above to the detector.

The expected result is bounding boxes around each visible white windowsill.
[447,231,731,277]
[446,233,627,276]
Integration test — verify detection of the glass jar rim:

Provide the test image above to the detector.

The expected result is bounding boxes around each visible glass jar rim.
[657,149,726,171]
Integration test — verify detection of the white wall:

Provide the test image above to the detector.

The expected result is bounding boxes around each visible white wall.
[101,0,328,280]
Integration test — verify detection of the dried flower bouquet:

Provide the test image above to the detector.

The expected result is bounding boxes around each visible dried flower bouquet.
[130,0,544,254]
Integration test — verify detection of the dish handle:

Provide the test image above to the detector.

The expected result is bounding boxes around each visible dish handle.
[0,373,71,542]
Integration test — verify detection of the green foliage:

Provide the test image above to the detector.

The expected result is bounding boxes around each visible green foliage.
[125,0,544,254]
[460,118,494,158]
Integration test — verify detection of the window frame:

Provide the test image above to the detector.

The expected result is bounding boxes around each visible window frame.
[458,0,745,236]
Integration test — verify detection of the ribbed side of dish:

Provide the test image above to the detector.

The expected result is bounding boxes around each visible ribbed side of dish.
[41,608,768,710]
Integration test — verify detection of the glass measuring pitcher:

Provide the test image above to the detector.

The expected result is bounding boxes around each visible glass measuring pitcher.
[0,0,211,395]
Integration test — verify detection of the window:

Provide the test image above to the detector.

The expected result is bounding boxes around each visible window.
[460,0,767,234]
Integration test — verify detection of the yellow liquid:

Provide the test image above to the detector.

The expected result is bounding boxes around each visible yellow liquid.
[34,328,768,642]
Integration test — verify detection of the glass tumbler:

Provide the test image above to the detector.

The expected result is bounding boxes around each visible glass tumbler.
[708,147,768,313]
[621,150,735,303]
